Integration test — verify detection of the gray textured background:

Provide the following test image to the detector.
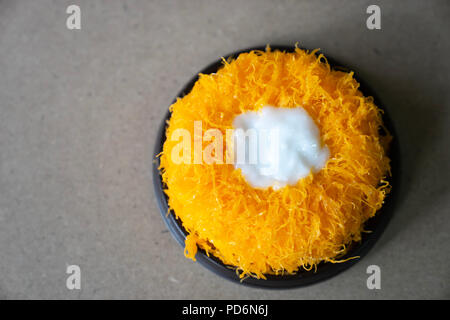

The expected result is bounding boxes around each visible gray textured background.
[0,0,449,299]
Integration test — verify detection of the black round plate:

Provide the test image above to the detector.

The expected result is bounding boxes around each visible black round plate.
[152,46,400,289]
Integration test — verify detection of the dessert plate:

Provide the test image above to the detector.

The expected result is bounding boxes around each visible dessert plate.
[152,46,400,288]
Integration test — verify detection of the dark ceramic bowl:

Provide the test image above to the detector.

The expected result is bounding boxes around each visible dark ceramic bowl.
[152,46,400,288]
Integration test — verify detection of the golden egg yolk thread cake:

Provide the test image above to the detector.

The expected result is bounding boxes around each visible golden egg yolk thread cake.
[159,46,392,279]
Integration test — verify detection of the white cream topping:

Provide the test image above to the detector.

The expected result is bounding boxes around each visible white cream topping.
[232,105,329,190]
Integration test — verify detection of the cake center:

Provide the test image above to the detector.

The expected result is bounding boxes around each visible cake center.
[232,105,330,190]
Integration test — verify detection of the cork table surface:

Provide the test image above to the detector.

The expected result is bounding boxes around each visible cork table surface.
[0,0,448,299]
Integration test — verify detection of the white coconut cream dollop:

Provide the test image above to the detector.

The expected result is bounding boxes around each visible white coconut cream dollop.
[232,105,330,190]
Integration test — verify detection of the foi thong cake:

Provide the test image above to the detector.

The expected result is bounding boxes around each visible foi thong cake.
[159,46,391,279]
